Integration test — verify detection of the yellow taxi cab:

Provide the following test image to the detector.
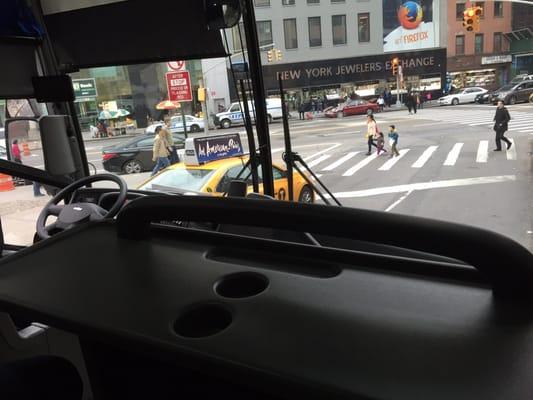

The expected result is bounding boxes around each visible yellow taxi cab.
[137,134,314,203]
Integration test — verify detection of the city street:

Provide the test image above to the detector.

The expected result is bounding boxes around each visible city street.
[3,103,532,250]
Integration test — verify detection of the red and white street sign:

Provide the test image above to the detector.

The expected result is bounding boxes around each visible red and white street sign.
[167,61,186,71]
[166,71,192,102]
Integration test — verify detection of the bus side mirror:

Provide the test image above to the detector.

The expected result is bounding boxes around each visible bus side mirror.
[204,0,241,30]
[39,116,77,176]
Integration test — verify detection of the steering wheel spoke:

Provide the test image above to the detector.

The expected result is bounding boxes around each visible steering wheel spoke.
[44,222,58,233]
[48,204,64,216]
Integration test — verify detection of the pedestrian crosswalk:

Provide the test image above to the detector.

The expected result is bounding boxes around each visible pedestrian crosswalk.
[301,140,519,177]
[406,107,533,135]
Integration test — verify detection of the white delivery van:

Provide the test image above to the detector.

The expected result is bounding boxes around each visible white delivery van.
[215,98,284,129]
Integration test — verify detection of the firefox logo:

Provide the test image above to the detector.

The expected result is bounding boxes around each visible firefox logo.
[397,1,423,30]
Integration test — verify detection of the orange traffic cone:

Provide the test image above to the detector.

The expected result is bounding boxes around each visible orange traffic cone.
[22,142,30,156]
[0,173,15,192]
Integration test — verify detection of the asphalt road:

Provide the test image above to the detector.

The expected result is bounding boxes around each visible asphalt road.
[14,103,533,250]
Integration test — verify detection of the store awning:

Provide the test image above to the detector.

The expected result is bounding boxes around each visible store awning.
[504,28,533,42]
[41,0,227,72]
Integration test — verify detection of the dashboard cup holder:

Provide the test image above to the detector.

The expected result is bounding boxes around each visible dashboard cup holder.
[173,303,232,339]
[215,272,269,299]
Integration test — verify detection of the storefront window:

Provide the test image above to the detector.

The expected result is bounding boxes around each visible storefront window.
[455,35,465,55]
[475,34,484,54]
[257,20,273,47]
[332,15,347,45]
[358,13,370,43]
[284,18,298,49]
[308,17,322,47]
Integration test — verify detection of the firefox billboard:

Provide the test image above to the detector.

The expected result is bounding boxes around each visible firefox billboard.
[383,0,438,52]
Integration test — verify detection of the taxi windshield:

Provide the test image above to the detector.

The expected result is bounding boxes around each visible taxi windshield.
[138,168,215,192]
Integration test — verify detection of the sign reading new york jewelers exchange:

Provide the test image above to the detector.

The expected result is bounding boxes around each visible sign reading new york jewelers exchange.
[262,48,446,90]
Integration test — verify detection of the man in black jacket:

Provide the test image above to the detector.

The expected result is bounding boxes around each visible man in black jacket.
[493,100,512,151]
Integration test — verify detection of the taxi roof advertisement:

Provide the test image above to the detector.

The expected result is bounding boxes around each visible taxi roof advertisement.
[193,134,243,164]
[383,0,438,53]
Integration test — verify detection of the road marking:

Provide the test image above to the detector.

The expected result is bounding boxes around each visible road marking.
[306,154,331,168]
[342,153,379,176]
[411,145,438,168]
[443,143,463,166]
[519,130,533,133]
[378,148,410,171]
[322,151,360,171]
[476,140,488,163]
[329,175,516,199]
[385,190,413,212]
[506,138,517,160]
[302,143,342,161]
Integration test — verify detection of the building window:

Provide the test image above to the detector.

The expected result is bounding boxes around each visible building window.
[283,18,298,49]
[475,33,484,54]
[456,2,466,20]
[493,32,503,53]
[232,22,246,52]
[358,13,370,43]
[473,2,485,18]
[308,17,322,47]
[494,1,503,17]
[455,35,465,55]
[332,15,347,45]
[282,0,295,5]
[331,0,345,2]
[257,21,273,47]
[307,0,319,4]
[255,0,270,6]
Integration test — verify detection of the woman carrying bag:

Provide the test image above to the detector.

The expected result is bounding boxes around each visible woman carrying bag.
[365,114,379,155]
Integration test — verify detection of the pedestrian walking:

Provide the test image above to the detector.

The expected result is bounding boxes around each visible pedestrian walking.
[388,125,400,157]
[161,127,179,164]
[11,139,22,163]
[151,127,170,176]
[11,139,44,196]
[365,114,379,155]
[377,96,385,112]
[298,103,305,120]
[375,131,387,155]
[411,92,418,114]
[493,100,512,152]
[405,94,413,114]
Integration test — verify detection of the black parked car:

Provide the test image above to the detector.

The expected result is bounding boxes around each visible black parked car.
[102,133,185,174]
[475,92,491,104]
[490,81,533,105]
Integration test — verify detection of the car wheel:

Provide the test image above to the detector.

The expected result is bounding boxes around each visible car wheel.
[509,96,516,105]
[267,114,273,124]
[221,119,231,129]
[191,124,200,132]
[451,98,459,105]
[529,93,533,103]
[122,159,143,174]
[298,185,314,204]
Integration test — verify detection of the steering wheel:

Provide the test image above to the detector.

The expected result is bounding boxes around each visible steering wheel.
[36,174,127,240]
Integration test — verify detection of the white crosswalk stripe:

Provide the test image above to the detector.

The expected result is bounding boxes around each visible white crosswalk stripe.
[306,154,331,168]
[443,143,463,166]
[476,140,489,163]
[343,153,378,176]
[506,138,517,160]
[412,146,438,168]
[301,139,519,176]
[321,151,360,171]
[378,149,410,171]
[413,108,533,133]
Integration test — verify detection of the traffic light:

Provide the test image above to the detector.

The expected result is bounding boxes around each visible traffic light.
[267,50,273,63]
[392,57,400,75]
[463,6,482,32]
[276,49,282,61]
